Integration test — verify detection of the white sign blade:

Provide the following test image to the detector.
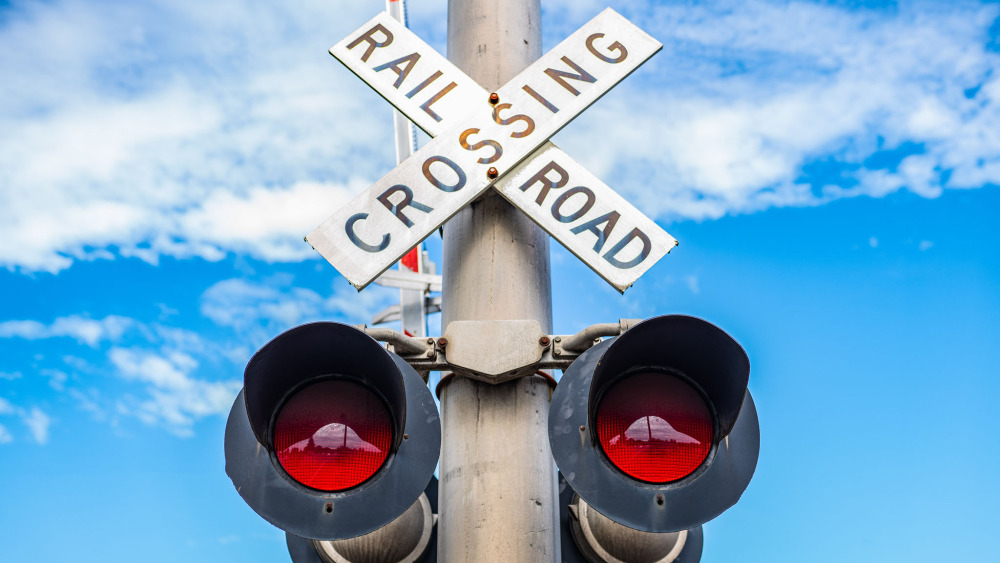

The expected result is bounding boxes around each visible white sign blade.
[309,8,661,289]
[330,12,486,137]
[329,9,674,291]
[495,143,676,292]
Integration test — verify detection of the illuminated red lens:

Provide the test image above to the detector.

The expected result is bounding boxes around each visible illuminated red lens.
[596,372,713,483]
[273,379,393,491]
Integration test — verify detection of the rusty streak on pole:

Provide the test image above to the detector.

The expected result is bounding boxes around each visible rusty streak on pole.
[438,0,559,561]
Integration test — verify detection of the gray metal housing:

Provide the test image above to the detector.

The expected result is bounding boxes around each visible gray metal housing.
[549,327,759,533]
[225,324,441,540]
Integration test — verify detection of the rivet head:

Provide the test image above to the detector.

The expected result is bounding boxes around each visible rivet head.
[488,92,499,105]
[539,336,551,346]
[487,167,499,179]
[437,337,448,348]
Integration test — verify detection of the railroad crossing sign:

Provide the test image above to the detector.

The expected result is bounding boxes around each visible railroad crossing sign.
[307,8,677,292]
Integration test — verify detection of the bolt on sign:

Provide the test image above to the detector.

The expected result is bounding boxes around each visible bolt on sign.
[307,8,677,292]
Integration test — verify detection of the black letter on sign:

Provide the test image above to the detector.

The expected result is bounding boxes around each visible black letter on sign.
[423,155,467,193]
[544,57,596,96]
[522,85,559,113]
[570,211,620,253]
[377,185,433,228]
[345,24,393,63]
[492,103,535,138]
[420,82,458,122]
[345,213,390,253]
[459,129,502,164]
[551,187,596,223]
[603,228,652,269]
[519,161,567,205]
[586,33,628,64]
[405,70,442,98]
[373,52,421,88]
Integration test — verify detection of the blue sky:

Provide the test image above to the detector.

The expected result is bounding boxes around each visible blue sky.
[1,0,998,561]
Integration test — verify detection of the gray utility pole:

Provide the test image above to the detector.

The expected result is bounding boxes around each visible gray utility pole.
[438,0,560,561]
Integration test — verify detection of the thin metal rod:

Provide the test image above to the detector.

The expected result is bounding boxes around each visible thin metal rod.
[360,327,428,356]
[438,0,559,561]
[560,319,642,351]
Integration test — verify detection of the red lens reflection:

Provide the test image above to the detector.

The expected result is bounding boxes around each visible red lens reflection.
[595,372,713,483]
[273,379,393,491]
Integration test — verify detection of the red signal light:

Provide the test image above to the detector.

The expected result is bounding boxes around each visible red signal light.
[595,372,713,483]
[273,379,393,491]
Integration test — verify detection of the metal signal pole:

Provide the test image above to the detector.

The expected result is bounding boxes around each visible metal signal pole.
[438,0,560,561]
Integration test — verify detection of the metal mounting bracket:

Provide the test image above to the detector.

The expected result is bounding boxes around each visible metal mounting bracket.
[360,319,642,384]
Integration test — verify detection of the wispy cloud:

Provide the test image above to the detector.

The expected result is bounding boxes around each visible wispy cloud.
[555,0,1000,221]
[0,0,392,273]
[0,397,53,445]
[0,315,132,346]
[0,309,242,437]
[22,407,51,445]
[3,0,997,272]
[200,275,396,344]
[109,347,241,436]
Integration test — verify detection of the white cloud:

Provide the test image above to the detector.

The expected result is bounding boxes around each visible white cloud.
[200,276,396,342]
[1,0,998,272]
[109,347,241,436]
[0,372,22,381]
[0,306,245,437]
[0,315,132,346]
[23,407,52,445]
[919,240,934,251]
[0,0,393,273]
[69,388,108,422]
[0,399,52,445]
[685,275,701,295]
[41,370,69,391]
[553,0,1000,221]
[110,348,195,390]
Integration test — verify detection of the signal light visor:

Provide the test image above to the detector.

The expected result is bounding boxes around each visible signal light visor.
[595,372,713,483]
[273,379,393,492]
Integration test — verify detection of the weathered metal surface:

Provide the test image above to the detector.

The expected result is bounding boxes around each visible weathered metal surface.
[285,478,440,563]
[330,11,485,138]
[496,144,676,292]
[549,338,761,533]
[442,319,545,382]
[224,349,442,541]
[375,268,443,292]
[437,0,557,561]
[330,8,673,293]
[307,8,662,290]
[333,12,675,294]
[316,493,435,563]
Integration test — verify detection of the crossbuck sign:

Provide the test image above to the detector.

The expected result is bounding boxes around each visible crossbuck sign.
[307,8,677,292]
